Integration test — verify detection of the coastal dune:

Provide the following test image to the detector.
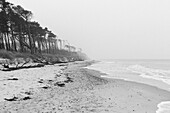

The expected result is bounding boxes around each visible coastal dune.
[0,61,170,113]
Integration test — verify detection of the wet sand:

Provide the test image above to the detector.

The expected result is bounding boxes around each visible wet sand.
[0,61,170,113]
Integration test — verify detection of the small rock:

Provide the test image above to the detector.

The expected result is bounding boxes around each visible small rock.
[4,96,18,101]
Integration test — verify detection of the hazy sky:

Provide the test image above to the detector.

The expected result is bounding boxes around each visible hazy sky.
[8,0,170,59]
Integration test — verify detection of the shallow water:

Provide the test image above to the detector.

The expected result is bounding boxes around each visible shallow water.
[156,101,170,113]
[86,59,170,113]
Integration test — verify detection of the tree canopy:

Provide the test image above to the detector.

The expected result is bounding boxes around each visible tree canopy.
[0,0,82,56]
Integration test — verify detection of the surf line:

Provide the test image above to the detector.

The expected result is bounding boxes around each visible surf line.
[156,101,170,113]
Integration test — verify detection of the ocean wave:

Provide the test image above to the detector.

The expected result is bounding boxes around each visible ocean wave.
[127,65,170,86]
[156,101,170,113]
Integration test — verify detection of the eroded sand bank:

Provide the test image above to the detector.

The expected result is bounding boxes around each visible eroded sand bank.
[0,61,170,113]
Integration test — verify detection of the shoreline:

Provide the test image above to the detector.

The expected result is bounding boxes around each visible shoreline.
[0,60,170,112]
[86,61,170,113]
[86,61,170,92]
[85,62,170,113]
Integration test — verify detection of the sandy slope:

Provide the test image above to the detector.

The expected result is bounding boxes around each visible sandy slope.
[0,61,170,113]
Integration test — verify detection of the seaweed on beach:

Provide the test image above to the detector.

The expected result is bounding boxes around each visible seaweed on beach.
[25,91,33,95]
[64,77,73,83]
[41,86,51,89]
[22,96,31,100]
[38,79,44,83]
[54,82,65,87]
[7,78,18,80]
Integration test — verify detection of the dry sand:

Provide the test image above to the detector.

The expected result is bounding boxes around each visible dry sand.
[0,61,170,113]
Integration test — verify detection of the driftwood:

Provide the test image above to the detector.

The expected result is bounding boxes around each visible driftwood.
[1,63,44,71]
[0,56,75,71]
[0,57,46,71]
[4,96,18,101]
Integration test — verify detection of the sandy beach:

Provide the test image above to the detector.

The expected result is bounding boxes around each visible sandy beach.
[0,60,170,113]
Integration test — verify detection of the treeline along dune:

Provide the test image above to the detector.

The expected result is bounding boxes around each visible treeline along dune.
[0,0,88,70]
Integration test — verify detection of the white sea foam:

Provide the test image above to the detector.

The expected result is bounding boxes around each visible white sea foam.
[127,65,170,86]
[100,75,130,81]
[87,62,170,87]
[156,101,170,113]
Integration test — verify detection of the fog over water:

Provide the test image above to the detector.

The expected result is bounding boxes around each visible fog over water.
[9,0,170,59]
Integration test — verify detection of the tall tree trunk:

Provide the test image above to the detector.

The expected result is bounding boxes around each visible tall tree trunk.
[0,33,5,49]
[42,41,45,53]
[53,41,55,53]
[26,22,33,54]
[4,33,9,50]
[32,34,36,53]
[37,41,41,53]
[56,40,59,50]
[7,33,11,51]
[45,40,48,53]
[13,36,17,51]
[54,41,57,53]
[48,40,51,54]
[59,40,62,50]
[41,40,45,53]
[37,39,41,53]
[19,24,24,52]
[10,25,17,51]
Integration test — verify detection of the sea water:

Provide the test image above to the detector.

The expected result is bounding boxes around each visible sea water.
[86,59,170,113]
